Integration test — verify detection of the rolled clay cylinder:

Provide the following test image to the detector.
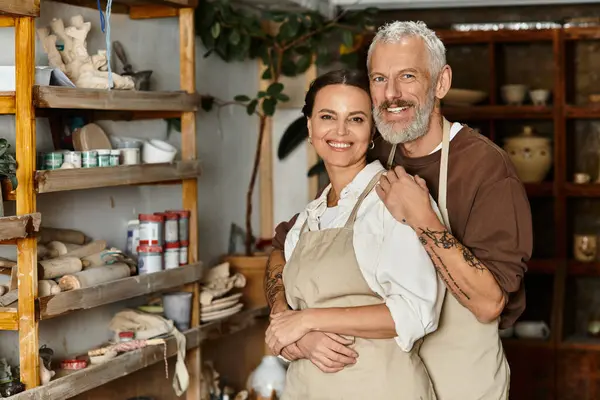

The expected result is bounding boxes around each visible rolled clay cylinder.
[58,263,131,291]
[39,227,86,245]
[45,241,82,257]
[38,280,61,297]
[62,240,106,259]
[38,257,83,280]
[81,249,116,269]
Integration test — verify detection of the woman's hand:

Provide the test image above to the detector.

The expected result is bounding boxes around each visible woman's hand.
[266,310,311,355]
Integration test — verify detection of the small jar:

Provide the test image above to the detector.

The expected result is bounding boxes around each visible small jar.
[63,151,82,168]
[82,150,98,168]
[166,210,190,243]
[118,331,135,342]
[126,219,140,256]
[137,245,163,274]
[121,147,140,165]
[139,213,164,246]
[179,241,188,266]
[109,149,121,167]
[44,152,63,170]
[164,212,179,243]
[164,242,180,269]
[97,149,111,167]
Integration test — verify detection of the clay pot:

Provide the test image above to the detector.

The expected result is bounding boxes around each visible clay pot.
[503,126,552,183]
[223,253,268,309]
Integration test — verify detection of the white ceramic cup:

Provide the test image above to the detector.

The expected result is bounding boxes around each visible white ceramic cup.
[142,139,177,164]
[514,321,550,339]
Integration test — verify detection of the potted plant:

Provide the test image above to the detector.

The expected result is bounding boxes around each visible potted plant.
[168,0,377,307]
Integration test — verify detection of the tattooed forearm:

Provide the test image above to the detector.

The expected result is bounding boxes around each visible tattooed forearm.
[425,247,470,301]
[264,251,286,310]
[419,228,486,272]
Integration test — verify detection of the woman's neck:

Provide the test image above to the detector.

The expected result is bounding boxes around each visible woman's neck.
[325,160,367,207]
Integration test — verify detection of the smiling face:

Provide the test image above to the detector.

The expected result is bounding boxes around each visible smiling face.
[308,84,372,171]
[369,36,436,144]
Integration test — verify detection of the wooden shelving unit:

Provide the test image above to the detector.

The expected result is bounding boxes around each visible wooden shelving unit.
[0,2,209,399]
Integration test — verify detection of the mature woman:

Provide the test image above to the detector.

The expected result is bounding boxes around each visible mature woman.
[265,69,446,399]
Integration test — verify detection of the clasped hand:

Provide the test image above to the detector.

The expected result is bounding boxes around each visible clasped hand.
[266,310,358,373]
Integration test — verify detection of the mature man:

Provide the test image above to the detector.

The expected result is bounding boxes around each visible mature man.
[265,20,532,399]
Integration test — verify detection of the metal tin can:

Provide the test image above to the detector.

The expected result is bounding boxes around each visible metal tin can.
[164,242,180,269]
[137,245,163,274]
[97,149,111,167]
[163,212,179,243]
[166,210,190,243]
[110,149,120,166]
[139,213,164,246]
[82,150,98,168]
[63,151,82,168]
[44,152,63,170]
[179,241,189,266]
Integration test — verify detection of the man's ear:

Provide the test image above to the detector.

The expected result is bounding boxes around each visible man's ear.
[435,64,452,100]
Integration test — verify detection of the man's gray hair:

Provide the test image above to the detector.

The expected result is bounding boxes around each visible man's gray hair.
[367,21,447,80]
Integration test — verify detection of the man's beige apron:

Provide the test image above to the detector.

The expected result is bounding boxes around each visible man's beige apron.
[282,172,437,400]
[394,118,510,400]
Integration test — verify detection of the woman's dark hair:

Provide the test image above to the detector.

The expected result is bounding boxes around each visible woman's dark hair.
[302,69,371,118]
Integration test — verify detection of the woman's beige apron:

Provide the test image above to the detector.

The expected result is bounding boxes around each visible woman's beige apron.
[282,172,437,400]
[392,118,510,400]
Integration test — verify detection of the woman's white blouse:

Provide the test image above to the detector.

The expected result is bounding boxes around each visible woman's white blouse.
[284,160,446,352]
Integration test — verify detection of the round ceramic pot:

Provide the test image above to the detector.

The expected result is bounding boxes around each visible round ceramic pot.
[503,126,552,183]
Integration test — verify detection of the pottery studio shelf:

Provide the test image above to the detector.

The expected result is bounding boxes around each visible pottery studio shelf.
[0,0,197,17]
[436,28,556,44]
[7,306,269,400]
[442,105,554,120]
[564,183,600,197]
[37,262,205,321]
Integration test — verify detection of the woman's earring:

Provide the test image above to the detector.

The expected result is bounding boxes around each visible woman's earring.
[369,140,375,150]
[308,136,313,145]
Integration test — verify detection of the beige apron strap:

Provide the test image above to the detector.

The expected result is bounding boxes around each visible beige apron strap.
[387,144,397,170]
[439,117,452,234]
[344,171,384,229]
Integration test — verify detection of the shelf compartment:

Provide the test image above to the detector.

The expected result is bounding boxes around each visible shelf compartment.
[0,0,38,17]
[568,261,600,276]
[502,337,554,348]
[528,259,559,274]
[0,307,18,330]
[0,91,15,114]
[9,306,267,400]
[37,262,205,320]
[33,86,199,112]
[560,335,600,350]
[565,105,600,118]
[436,29,556,44]
[565,183,600,197]
[35,161,201,194]
[443,105,553,120]
[564,27,600,41]
[0,213,41,241]
[525,183,554,197]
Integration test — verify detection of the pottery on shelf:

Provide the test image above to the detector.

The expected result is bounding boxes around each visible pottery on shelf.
[442,88,487,106]
[503,125,552,183]
[248,356,287,399]
[529,89,551,106]
[501,84,528,105]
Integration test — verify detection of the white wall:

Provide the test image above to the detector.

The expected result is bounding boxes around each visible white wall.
[0,1,260,365]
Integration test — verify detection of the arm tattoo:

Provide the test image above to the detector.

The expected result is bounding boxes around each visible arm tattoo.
[264,252,286,309]
[425,247,470,301]
[419,228,486,272]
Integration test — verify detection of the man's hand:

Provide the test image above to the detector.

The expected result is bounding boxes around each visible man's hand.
[296,332,358,373]
[376,166,439,229]
[266,310,311,355]
[280,342,304,361]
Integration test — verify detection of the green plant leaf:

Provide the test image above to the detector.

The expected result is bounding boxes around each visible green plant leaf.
[201,96,215,112]
[278,116,308,160]
[296,53,312,74]
[247,99,258,115]
[294,46,312,55]
[340,52,359,68]
[261,68,272,80]
[342,29,354,48]
[267,82,284,96]
[211,22,221,39]
[262,97,277,116]
[234,95,251,102]
[276,93,290,102]
[257,91,268,98]
[229,29,241,45]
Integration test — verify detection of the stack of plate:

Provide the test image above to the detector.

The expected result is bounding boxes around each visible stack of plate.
[200,292,243,323]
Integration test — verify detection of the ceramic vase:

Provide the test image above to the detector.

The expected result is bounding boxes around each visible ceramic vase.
[248,355,287,398]
[503,125,552,183]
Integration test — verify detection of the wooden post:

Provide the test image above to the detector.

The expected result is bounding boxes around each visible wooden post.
[258,61,274,240]
[304,63,319,200]
[179,8,201,400]
[15,16,39,389]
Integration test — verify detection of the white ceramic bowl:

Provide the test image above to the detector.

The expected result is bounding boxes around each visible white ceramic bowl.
[501,84,528,105]
[142,139,177,164]
[443,88,487,106]
[529,89,551,106]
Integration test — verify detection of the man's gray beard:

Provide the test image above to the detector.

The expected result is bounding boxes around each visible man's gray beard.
[373,94,435,145]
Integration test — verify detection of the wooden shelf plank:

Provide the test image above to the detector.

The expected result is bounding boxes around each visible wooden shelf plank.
[436,29,556,44]
[9,307,267,400]
[0,92,15,115]
[502,337,554,348]
[567,261,600,276]
[565,105,600,118]
[443,105,553,120]
[560,335,600,350]
[43,0,196,14]
[525,182,554,197]
[0,0,39,17]
[564,183,600,197]
[37,262,205,320]
[35,161,202,194]
[33,86,199,112]
[528,259,558,274]
[0,213,41,241]
[0,307,18,330]
[564,27,600,41]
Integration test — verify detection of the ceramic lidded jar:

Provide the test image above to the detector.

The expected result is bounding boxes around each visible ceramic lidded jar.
[503,125,552,183]
[248,355,287,398]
